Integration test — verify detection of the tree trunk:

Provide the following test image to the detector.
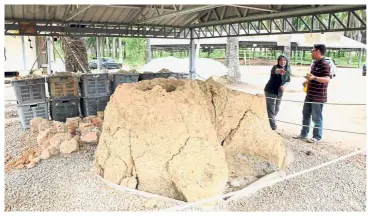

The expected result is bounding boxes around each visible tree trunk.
[146,38,152,63]
[101,37,105,57]
[119,38,123,63]
[60,37,88,73]
[226,24,241,83]
[112,38,116,60]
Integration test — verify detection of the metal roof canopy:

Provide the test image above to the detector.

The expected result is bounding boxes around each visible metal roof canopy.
[149,33,368,51]
[4,4,367,39]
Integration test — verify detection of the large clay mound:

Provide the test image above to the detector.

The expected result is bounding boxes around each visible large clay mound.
[93,78,288,202]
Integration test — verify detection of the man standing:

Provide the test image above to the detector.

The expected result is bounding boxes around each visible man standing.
[294,44,331,143]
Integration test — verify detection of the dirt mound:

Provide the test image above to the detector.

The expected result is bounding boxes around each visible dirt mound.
[93,78,289,202]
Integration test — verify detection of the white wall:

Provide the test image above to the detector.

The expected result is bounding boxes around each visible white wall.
[4,35,38,72]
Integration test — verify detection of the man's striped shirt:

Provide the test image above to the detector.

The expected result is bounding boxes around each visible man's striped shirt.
[307,58,331,103]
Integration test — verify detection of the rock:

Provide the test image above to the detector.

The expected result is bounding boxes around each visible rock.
[81,132,99,145]
[97,111,104,120]
[30,157,41,164]
[73,135,81,143]
[37,129,56,148]
[40,149,51,160]
[60,139,79,154]
[30,117,48,133]
[28,155,34,161]
[66,117,82,135]
[144,199,158,209]
[27,162,36,169]
[51,121,67,133]
[79,123,94,135]
[91,117,103,127]
[94,79,289,202]
[66,117,82,125]
[16,164,25,169]
[83,116,96,123]
[49,133,71,148]
[37,120,53,133]
[48,146,60,156]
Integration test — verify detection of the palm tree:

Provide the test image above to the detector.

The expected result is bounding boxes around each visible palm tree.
[60,37,89,72]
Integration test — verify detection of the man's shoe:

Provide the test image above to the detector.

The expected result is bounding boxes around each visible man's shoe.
[307,138,321,144]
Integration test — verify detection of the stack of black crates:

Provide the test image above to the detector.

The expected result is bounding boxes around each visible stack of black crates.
[47,74,81,122]
[80,73,111,116]
[11,77,48,129]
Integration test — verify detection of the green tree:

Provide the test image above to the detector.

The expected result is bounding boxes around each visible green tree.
[124,38,146,67]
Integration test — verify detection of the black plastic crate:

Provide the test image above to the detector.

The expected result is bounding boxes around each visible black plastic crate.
[11,78,46,105]
[80,73,110,97]
[139,72,189,81]
[174,73,189,80]
[18,102,49,129]
[81,96,110,116]
[112,73,140,92]
[50,98,81,122]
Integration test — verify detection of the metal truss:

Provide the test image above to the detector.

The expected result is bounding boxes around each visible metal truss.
[4,8,366,39]
[4,19,191,39]
[191,9,366,39]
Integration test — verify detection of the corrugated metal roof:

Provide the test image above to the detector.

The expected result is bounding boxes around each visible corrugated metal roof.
[5,4,365,27]
[4,4,366,38]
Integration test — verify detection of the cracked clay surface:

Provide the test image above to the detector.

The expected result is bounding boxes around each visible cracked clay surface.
[93,78,287,202]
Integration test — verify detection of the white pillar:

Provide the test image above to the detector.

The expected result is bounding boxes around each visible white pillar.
[189,29,196,80]
[47,37,52,75]
[21,36,27,70]
[96,37,101,70]
[196,39,200,58]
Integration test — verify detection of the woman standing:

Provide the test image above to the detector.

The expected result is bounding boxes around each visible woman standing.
[264,54,291,130]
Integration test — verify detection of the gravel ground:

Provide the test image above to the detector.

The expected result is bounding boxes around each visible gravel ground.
[215,133,366,211]
[4,104,366,212]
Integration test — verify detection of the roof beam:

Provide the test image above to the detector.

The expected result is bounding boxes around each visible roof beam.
[129,6,149,24]
[137,5,224,24]
[62,5,72,20]
[94,5,176,12]
[228,5,279,13]
[220,6,227,20]
[65,5,92,21]
[191,5,366,27]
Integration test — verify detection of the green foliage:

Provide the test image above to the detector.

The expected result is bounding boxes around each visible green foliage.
[124,38,146,67]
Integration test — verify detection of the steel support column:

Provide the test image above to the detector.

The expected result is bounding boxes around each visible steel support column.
[21,36,27,70]
[96,37,101,70]
[358,49,362,68]
[47,36,52,75]
[189,29,196,80]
